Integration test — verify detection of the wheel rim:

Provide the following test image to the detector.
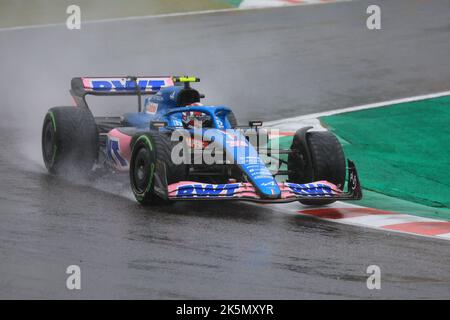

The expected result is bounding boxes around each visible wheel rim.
[133,148,150,193]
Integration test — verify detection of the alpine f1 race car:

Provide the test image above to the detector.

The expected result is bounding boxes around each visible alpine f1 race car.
[41,76,362,205]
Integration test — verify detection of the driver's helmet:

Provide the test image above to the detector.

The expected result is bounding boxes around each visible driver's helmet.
[182,104,211,128]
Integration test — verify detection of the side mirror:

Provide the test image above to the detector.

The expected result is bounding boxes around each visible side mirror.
[249,120,263,128]
[150,121,167,130]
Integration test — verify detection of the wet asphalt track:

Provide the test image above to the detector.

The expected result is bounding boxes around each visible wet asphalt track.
[1,0,450,299]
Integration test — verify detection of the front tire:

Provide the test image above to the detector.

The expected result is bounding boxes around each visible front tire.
[288,130,346,206]
[130,132,187,205]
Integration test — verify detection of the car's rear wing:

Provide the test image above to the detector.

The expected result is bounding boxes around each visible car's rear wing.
[70,76,198,110]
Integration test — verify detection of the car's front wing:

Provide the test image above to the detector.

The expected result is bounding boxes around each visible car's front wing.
[165,160,362,203]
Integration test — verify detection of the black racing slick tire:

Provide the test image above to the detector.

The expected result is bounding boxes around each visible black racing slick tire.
[42,107,98,176]
[130,132,187,205]
[288,130,346,206]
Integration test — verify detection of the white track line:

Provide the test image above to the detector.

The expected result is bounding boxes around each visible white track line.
[266,90,450,128]
[0,8,244,32]
[262,201,450,241]
[337,214,440,227]
[0,0,353,32]
[240,0,340,8]
[319,214,450,241]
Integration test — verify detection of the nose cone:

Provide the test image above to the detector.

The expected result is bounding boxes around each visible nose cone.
[251,175,281,199]
[240,159,281,198]
[213,128,281,199]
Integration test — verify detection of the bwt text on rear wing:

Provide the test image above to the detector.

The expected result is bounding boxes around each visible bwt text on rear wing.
[70,76,198,110]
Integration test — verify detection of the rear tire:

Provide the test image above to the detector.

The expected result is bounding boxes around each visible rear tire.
[42,107,98,176]
[130,132,187,205]
[288,130,346,206]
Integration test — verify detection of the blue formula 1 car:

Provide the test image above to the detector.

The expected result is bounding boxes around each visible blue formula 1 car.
[41,76,362,205]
